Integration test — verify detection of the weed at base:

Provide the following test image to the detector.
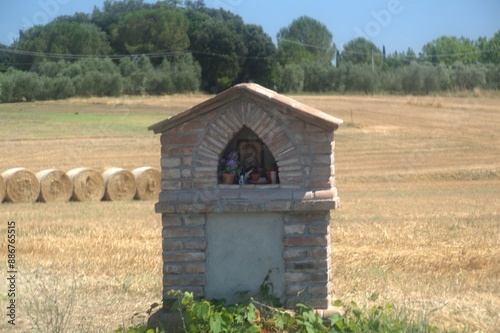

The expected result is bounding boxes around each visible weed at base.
[116,291,458,333]
[20,271,94,333]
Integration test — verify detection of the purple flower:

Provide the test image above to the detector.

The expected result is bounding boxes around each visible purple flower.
[220,152,239,173]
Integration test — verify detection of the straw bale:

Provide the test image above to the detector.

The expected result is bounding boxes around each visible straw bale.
[102,168,137,201]
[1,168,40,203]
[67,168,105,202]
[132,167,161,200]
[0,175,5,203]
[36,169,73,203]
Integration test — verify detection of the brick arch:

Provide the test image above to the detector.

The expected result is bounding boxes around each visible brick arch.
[194,101,301,185]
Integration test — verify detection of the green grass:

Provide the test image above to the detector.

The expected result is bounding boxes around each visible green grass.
[0,98,181,139]
[0,110,166,139]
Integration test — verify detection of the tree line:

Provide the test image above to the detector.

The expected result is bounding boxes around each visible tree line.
[0,0,499,102]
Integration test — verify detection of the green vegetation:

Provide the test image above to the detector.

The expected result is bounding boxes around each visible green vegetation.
[1,111,155,137]
[119,272,452,332]
[0,0,499,101]
[0,54,201,102]
[116,291,452,333]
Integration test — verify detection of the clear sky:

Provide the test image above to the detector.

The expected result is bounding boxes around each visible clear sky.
[0,0,499,54]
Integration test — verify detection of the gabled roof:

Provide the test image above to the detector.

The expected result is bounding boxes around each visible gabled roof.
[148,83,343,134]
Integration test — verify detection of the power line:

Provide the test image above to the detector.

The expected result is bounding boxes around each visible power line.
[0,44,498,64]
[279,38,334,51]
[0,46,277,63]
[278,38,499,60]
[0,46,190,60]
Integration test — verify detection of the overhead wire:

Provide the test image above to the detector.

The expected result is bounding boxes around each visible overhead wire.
[0,46,191,60]
[0,39,498,63]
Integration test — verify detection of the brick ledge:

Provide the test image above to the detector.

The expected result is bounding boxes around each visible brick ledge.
[155,188,339,214]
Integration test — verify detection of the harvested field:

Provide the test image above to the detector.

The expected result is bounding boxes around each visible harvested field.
[0,93,498,332]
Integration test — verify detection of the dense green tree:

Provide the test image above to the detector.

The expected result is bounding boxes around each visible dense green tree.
[436,63,451,90]
[0,69,43,102]
[421,63,441,94]
[421,36,479,65]
[401,63,424,94]
[484,63,500,89]
[79,57,120,75]
[169,53,202,92]
[239,24,277,86]
[277,16,335,65]
[480,30,500,64]
[341,37,382,66]
[383,51,403,69]
[155,0,182,7]
[279,63,304,93]
[184,0,206,10]
[36,59,68,77]
[303,61,335,92]
[73,71,122,97]
[378,68,402,92]
[71,57,122,97]
[187,9,247,91]
[0,44,13,72]
[53,12,92,24]
[60,62,84,78]
[397,62,449,94]
[119,55,152,94]
[3,0,500,100]
[343,62,378,94]
[449,61,486,90]
[13,21,112,69]
[38,76,75,100]
[91,0,147,33]
[383,48,417,68]
[110,8,190,56]
[405,48,418,63]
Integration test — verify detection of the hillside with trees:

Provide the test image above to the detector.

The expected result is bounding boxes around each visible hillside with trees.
[0,0,499,102]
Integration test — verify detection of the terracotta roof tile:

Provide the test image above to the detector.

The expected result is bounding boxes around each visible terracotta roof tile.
[149,83,343,133]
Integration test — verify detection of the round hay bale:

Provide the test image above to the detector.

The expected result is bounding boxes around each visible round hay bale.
[1,168,40,203]
[36,169,73,203]
[67,168,105,202]
[0,175,5,203]
[132,167,161,200]
[102,168,137,201]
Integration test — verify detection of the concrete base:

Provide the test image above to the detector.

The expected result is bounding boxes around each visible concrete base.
[205,212,285,304]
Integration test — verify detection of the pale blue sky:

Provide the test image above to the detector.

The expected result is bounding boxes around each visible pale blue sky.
[0,0,499,54]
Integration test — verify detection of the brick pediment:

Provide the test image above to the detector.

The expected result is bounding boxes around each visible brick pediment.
[149,83,342,134]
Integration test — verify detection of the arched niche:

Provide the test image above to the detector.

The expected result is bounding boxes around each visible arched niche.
[194,101,301,188]
[218,126,279,185]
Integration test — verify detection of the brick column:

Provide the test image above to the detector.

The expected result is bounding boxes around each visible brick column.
[283,211,332,309]
[162,214,207,298]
